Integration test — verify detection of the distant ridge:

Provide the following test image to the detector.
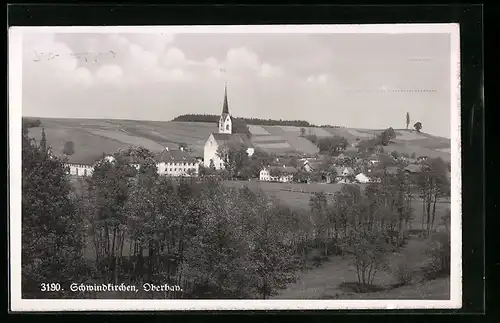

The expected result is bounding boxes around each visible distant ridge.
[171,114,343,128]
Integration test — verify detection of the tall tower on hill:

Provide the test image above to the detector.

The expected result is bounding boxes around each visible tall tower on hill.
[218,82,232,134]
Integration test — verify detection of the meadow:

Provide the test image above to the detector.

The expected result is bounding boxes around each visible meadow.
[27,118,451,163]
[273,237,450,300]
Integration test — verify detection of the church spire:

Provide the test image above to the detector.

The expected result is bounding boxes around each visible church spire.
[222,82,229,115]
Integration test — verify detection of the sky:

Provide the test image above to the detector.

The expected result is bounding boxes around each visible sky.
[21,29,453,138]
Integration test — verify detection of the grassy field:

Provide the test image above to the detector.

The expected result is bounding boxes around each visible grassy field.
[26,118,451,163]
[273,237,450,300]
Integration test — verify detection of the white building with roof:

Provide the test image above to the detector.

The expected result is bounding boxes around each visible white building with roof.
[355,173,371,183]
[259,165,298,182]
[156,147,199,177]
[64,153,103,177]
[66,162,94,177]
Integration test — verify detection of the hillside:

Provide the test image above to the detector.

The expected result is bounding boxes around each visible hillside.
[25,117,451,164]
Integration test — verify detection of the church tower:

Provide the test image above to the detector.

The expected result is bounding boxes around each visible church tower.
[218,83,232,134]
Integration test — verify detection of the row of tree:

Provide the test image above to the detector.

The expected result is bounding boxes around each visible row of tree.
[173,114,345,129]
[173,114,313,127]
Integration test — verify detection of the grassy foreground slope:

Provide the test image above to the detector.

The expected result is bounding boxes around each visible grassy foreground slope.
[273,238,450,300]
[26,118,451,162]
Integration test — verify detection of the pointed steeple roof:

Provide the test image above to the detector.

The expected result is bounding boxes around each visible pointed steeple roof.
[222,82,229,115]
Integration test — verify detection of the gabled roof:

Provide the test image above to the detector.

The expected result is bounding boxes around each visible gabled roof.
[155,149,197,163]
[305,160,323,170]
[65,153,104,166]
[385,166,400,175]
[343,167,355,175]
[404,164,430,173]
[211,133,254,149]
[334,166,355,176]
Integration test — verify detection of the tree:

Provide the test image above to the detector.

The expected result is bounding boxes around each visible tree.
[317,158,338,183]
[415,157,449,237]
[216,143,249,179]
[406,112,410,129]
[62,141,75,156]
[40,128,47,152]
[22,118,42,129]
[22,130,88,297]
[425,208,450,278]
[308,192,332,256]
[249,201,300,298]
[411,152,417,159]
[181,185,254,298]
[414,122,422,132]
[379,127,396,146]
[426,157,450,234]
[209,159,216,170]
[357,138,380,154]
[316,136,349,156]
[300,128,306,137]
[390,150,400,159]
[341,229,390,292]
[269,168,282,178]
[85,153,136,284]
[186,168,197,177]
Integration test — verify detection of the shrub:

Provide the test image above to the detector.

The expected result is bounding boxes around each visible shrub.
[424,230,451,279]
[394,262,415,286]
[340,229,391,290]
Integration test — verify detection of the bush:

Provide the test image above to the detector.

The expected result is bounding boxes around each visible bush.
[424,230,450,279]
[394,263,415,286]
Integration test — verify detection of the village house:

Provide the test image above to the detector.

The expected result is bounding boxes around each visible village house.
[302,158,322,172]
[259,165,298,183]
[65,160,94,177]
[204,83,255,170]
[156,147,199,177]
[404,163,430,174]
[355,172,371,183]
[63,153,107,177]
[368,154,380,165]
[335,166,355,184]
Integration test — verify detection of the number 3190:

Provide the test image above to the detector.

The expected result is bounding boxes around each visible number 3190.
[40,283,61,292]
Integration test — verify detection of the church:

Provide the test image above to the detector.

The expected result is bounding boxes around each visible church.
[203,83,255,169]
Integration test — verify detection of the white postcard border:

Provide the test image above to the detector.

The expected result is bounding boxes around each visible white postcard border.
[9,23,462,311]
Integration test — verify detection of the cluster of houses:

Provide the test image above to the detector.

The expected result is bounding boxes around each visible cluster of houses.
[63,84,447,184]
[258,152,434,184]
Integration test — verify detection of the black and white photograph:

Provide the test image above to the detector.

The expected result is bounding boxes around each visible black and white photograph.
[9,24,461,311]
